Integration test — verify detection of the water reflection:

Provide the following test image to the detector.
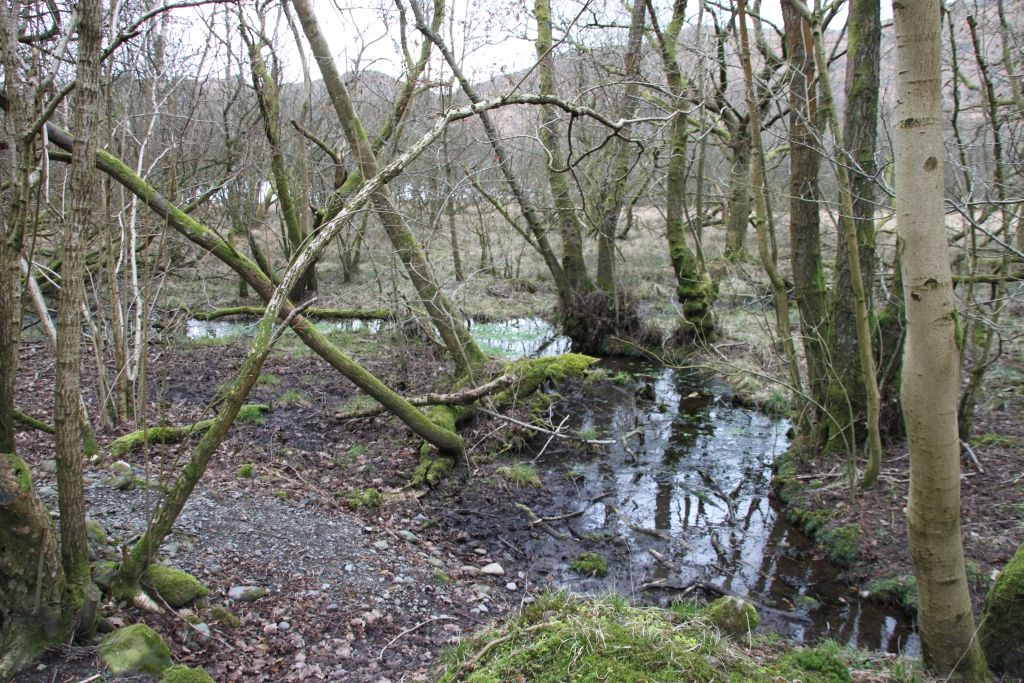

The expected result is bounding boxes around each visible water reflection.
[527,359,919,654]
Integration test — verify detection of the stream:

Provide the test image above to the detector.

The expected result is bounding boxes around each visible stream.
[184,314,919,653]
[521,357,919,654]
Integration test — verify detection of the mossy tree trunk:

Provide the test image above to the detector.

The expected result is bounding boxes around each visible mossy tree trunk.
[723,127,753,262]
[829,0,880,447]
[893,0,989,677]
[648,0,716,342]
[241,19,316,301]
[782,2,830,438]
[0,455,67,679]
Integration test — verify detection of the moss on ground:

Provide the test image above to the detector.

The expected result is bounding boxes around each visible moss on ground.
[160,665,215,682]
[237,463,255,478]
[867,575,917,615]
[434,593,908,683]
[145,564,209,608]
[570,552,609,577]
[207,605,241,628]
[345,487,383,510]
[981,543,1024,675]
[705,596,759,639]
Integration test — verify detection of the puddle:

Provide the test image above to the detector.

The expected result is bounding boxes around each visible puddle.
[469,317,571,359]
[523,358,919,654]
[185,317,386,340]
[186,315,567,360]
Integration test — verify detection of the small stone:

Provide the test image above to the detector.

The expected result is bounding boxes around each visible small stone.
[228,585,268,602]
[459,565,479,575]
[506,582,518,591]
[373,540,389,550]
[263,623,278,635]
[41,459,57,473]
[327,603,340,612]
[278,621,291,632]
[397,530,421,544]
[427,558,444,568]
[480,563,505,576]
[344,564,355,572]
[473,548,487,555]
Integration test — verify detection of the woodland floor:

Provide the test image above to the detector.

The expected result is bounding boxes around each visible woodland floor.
[9,284,1024,682]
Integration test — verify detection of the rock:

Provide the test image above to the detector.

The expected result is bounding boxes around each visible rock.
[99,623,173,675]
[459,565,479,575]
[344,563,355,572]
[480,563,505,576]
[160,665,216,683]
[92,561,119,592]
[474,548,487,555]
[228,585,268,602]
[427,557,444,568]
[397,530,421,544]
[278,621,291,631]
[705,596,760,639]
[373,540,389,550]
[263,623,279,635]
[981,543,1024,676]
[506,582,518,591]
[41,459,57,473]
[110,460,133,475]
[146,565,209,608]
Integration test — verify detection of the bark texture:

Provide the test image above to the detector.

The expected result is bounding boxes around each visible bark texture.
[894,0,989,677]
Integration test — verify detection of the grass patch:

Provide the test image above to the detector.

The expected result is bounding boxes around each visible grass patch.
[345,487,383,510]
[256,374,280,386]
[866,575,917,615]
[237,463,255,478]
[496,463,542,488]
[277,389,310,407]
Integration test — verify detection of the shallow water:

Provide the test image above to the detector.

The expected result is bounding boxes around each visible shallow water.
[185,317,385,339]
[524,358,919,654]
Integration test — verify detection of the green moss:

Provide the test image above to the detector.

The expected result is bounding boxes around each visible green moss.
[348,443,368,457]
[108,423,213,457]
[160,665,216,683]
[611,371,631,385]
[412,453,455,487]
[867,575,917,615]
[236,403,270,424]
[433,571,453,585]
[817,524,861,565]
[705,596,759,639]
[497,353,598,404]
[207,605,241,628]
[780,641,852,682]
[570,552,608,577]
[981,543,1024,675]
[98,623,173,675]
[346,487,383,510]
[92,560,120,592]
[496,463,542,488]
[5,454,34,493]
[970,433,1023,449]
[237,463,255,478]
[85,518,107,547]
[273,489,290,499]
[145,565,209,608]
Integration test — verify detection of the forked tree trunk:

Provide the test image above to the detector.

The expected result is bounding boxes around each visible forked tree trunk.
[893,0,989,678]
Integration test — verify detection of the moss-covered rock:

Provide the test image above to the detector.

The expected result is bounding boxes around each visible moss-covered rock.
[145,565,209,608]
[98,623,173,675]
[866,575,917,616]
[160,665,216,682]
[705,596,759,639]
[981,544,1024,675]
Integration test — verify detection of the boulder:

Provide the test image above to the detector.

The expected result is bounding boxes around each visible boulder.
[98,623,173,675]
[705,596,760,639]
[981,544,1024,675]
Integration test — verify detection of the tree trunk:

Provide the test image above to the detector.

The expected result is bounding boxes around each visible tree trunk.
[54,0,103,613]
[830,0,880,443]
[894,0,989,677]
[0,455,66,679]
[723,126,752,262]
[782,1,830,435]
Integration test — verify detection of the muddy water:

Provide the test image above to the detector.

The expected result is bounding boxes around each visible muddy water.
[523,358,919,654]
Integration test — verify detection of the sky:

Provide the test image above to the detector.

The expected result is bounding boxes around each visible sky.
[172,0,895,85]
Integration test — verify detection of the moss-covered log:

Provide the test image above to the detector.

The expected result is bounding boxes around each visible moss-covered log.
[0,454,67,679]
[191,306,391,322]
[13,407,55,434]
[107,404,269,457]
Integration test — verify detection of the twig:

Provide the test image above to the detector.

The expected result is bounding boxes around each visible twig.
[479,408,616,445]
[960,440,985,474]
[527,492,612,525]
[609,506,670,540]
[378,615,454,661]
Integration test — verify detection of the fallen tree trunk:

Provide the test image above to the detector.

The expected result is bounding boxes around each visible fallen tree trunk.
[191,306,391,321]
[106,404,269,457]
[13,407,54,434]
[336,373,515,419]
